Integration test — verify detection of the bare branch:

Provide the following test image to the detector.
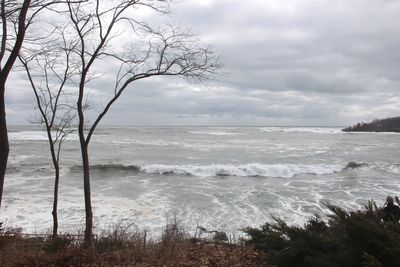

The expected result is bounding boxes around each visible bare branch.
[39,0,222,246]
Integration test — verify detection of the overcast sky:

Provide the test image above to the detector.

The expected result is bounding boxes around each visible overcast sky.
[6,0,400,126]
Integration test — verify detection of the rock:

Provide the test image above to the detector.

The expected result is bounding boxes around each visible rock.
[345,161,367,169]
[213,231,228,242]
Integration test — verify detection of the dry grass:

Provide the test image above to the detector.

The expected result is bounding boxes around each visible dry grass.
[0,223,267,267]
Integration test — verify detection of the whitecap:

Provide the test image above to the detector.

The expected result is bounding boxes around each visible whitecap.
[188,131,241,136]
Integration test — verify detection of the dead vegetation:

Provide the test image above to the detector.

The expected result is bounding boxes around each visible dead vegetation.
[0,223,267,267]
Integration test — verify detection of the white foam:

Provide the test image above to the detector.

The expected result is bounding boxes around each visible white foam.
[9,131,49,141]
[188,131,241,136]
[92,136,197,149]
[141,163,344,178]
[8,155,34,165]
[388,166,400,173]
[9,131,78,141]
[376,163,400,174]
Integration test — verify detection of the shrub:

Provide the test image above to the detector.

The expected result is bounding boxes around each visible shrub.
[43,236,74,253]
[243,201,400,267]
[93,221,142,253]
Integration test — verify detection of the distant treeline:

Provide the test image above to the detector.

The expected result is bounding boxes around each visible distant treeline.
[342,117,400,132]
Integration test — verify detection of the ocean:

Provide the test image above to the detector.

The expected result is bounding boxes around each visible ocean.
[2,126,400,236]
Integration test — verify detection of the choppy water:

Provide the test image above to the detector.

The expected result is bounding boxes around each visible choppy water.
[2,126,400,235]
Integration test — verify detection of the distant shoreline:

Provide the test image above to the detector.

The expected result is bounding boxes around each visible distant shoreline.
[342,117,400,133]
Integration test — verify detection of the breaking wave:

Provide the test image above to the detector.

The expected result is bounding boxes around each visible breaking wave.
[141,163,344,178]
[68,162,374,178]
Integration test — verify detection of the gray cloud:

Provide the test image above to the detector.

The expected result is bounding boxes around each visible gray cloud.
[6,0,400,126]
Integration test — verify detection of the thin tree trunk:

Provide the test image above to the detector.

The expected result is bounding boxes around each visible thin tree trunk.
[44,128,60,238]
[81,142,93,247]
[52,163,60,238]
[0,83,8,207]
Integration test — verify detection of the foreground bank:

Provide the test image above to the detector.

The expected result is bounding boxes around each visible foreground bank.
[1,202,400,266]
[0,224,266,267]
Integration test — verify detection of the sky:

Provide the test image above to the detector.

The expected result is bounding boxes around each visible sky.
[6,0,400,126]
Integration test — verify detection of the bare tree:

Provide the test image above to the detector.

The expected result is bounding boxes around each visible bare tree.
[0,0,85,207]
[18,28,80,238]
[62,0,221,246]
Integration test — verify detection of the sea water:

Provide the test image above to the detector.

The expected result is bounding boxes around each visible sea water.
[2,126,400,235]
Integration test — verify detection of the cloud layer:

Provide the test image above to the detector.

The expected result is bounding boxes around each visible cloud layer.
[6,0,400,126]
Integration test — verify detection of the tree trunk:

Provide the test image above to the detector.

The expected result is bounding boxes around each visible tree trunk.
[0,0,31,207]
[45,127,60,239]
[52,163,60,238]
[0,83,8,207]
[81,142,93,247]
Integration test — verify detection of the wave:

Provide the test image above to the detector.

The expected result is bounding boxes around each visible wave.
[259,127,342,134]
[342,161,400,174]
[141,163,344,178]
[188,131,241,136]
[9,131,78,141]
[68,161,373,178]
[9,131,49,141]
[70,164,140,172]
[384,165,400,174]
[374,163,400,174]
